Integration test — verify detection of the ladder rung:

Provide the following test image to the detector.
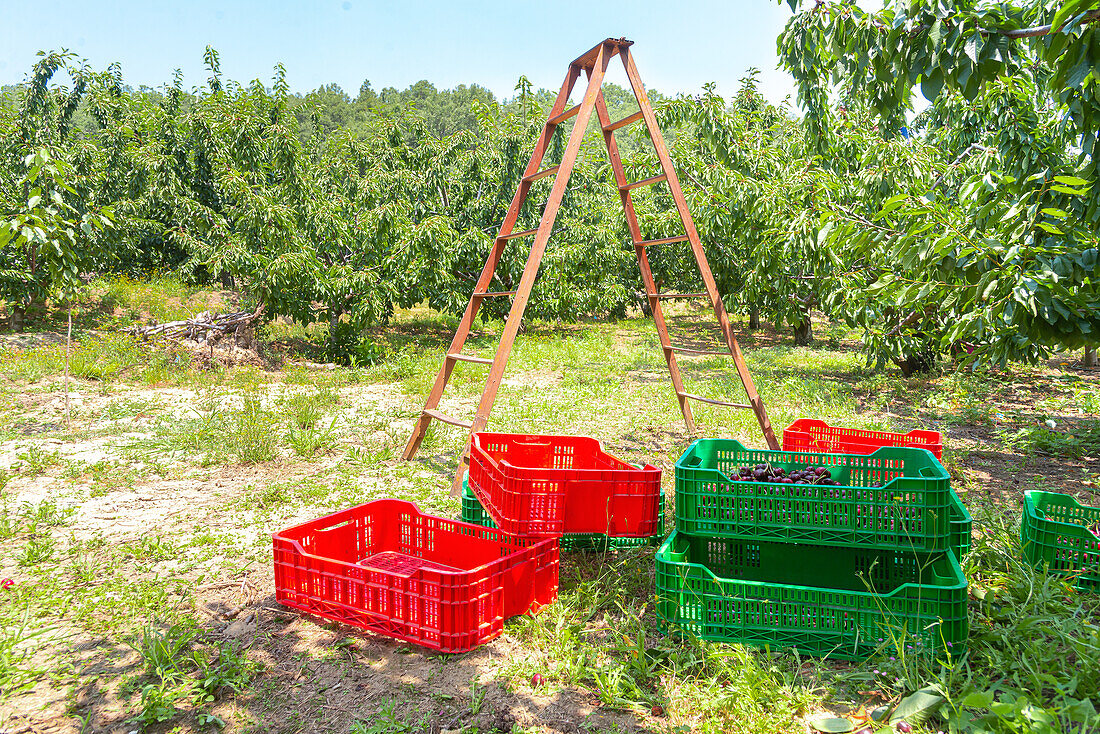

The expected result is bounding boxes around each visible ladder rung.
[447,353,493,365]
[665,345,730,356]
[524,165,560,183]
[548,105,580,126]
[498,228,538,241]
[604,111,643,132]
[677,392,752,409]
[647,292,707,299]
[472,290,517,299]
[620,173,667,191]
[423,409,473,429]
[635,235,689,247]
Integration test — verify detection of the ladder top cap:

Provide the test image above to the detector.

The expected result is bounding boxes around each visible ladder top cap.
[571,38,634,68]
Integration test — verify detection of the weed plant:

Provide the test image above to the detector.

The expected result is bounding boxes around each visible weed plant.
[0,608,53,702]
[998,418,1100,458]
[124,620,261,728]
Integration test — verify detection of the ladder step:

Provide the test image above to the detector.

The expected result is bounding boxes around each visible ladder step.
[548,105,581,126]
[472,290,517,299]
[647,292,707,299]
[524,165,560,183]
[604,110,643,132]
[447,353,493,365]
[635,234,689,247]
[620,173,667,191]
[497,228,538,241]
[678,392,752,409]
[423,409,473,429]
[664,345,730,356]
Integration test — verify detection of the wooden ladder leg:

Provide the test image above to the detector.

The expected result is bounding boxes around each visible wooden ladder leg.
[593,88,696,433]
[620,47,779,448]
[402,64,583,463]
[446,43,617,495]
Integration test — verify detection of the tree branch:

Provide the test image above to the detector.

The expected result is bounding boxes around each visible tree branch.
[884,306,936,338]
[820,3,1100,41]
[927,143,990,192]
[1000,8,1100,39]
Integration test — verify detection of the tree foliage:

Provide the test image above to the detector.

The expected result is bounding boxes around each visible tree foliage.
[773,0,1100,367]
[2,26,1099,370]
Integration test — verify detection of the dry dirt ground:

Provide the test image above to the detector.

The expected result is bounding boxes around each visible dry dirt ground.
[0,352,670,734]
[0,327,1098,734]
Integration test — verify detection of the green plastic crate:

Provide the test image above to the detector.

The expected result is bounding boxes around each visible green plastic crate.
[461,475,665,551]
[675,439,955,553]
[655,531,968,660]
[949,492,972,559]
[1022,491,1100,592]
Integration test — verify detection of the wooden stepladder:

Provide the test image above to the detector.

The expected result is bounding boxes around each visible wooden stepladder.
[403,38,779,494]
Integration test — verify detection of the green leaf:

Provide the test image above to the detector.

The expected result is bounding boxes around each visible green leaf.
[920,69,944,101]
[809,716,853,733]
[960,690,996,708]
[1064,697,1098,722]
[964,35,981,64]
[890,686,945,725]
[1052,0,1093,32]
[1050,184,1087,196]
[1053,175,1089,188]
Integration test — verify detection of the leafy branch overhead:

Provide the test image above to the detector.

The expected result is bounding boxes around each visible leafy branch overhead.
[769,1,1100,367]
[777,1,1100,171]
[0,149,114,312]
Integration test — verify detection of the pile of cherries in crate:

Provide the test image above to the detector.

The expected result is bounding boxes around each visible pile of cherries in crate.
[731,464,839,485]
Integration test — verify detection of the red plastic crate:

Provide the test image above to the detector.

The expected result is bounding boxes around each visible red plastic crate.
[273,499,559,652]
[783,419,943,459]
[468,432,662,538]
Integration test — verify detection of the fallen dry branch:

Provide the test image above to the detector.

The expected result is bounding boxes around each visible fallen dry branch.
[123,311,248,340]
[122,304,264,342]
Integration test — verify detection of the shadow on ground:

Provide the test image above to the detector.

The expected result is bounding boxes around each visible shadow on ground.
[46,585,662,734]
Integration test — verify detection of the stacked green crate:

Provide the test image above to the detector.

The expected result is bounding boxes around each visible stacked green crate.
[461,474,665,551]
[657,439,969,659]
[1022,491,1100,592]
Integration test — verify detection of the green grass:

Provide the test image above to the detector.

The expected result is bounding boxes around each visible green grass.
[2,299,1098,732]
[0,332,196,384]
[124,389,285,466]
[998,418,1100,458]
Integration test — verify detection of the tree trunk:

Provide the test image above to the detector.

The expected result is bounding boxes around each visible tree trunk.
[896,350,936,376]
[11,304,25,332]
[1085,347,1097,369]
[329,309,342,349]
[64,305,72,424]
[748,308,760,330]
[792,317,813,346]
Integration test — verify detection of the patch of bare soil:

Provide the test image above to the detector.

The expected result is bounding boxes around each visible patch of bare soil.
[852,363,1100,520]
[0,332,68,349]
[2,364,674,734]
[33,557,658,734]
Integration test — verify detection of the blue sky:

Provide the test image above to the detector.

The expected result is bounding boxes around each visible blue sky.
[1,1,804,104]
